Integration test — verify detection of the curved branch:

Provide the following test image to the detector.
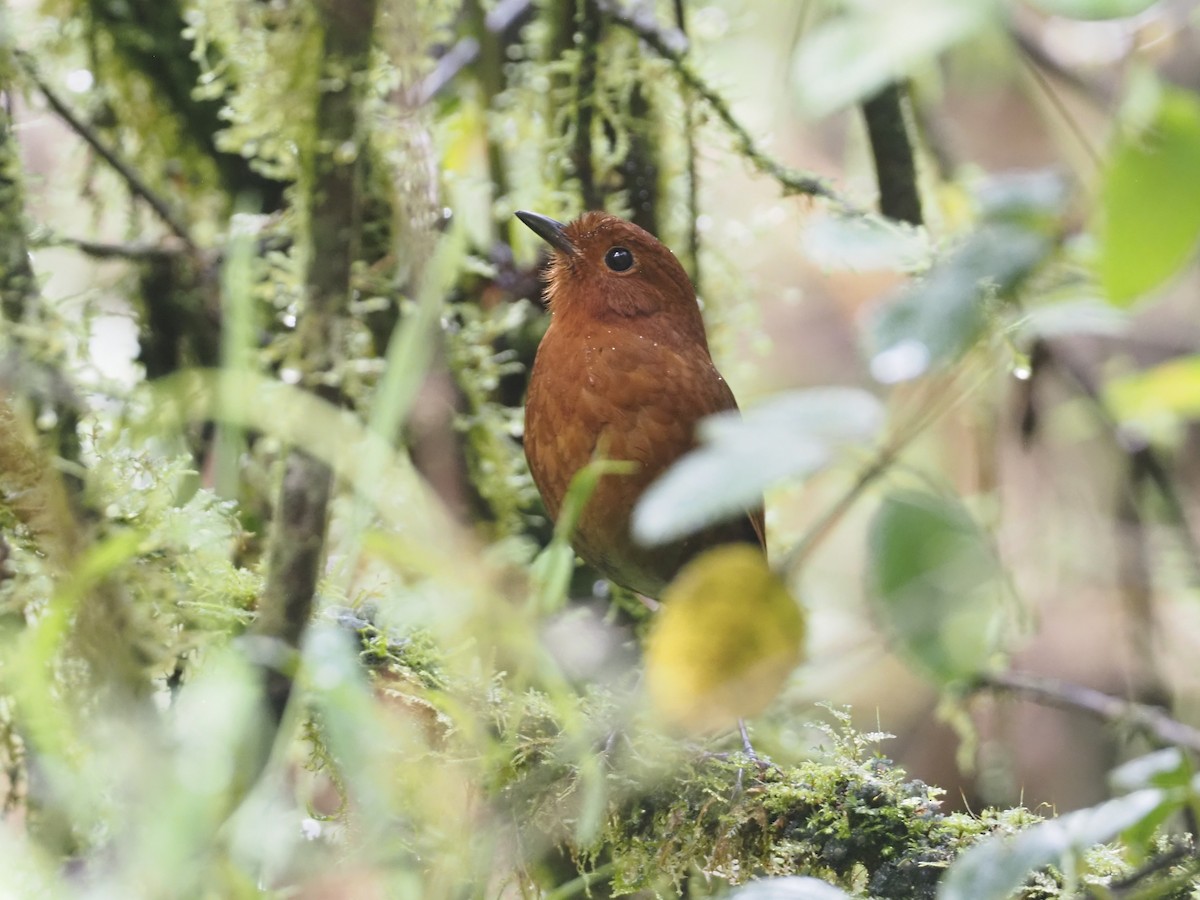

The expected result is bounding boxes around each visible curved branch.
[972,670,1200,754]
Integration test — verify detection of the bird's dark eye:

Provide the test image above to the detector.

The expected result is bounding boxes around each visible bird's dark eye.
[604,247,634,272]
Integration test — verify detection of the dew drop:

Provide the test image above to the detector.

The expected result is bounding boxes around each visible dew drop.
[1013,365,1032,381]
[280,367,302,384]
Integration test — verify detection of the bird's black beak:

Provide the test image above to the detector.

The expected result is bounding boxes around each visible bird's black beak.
[515,210,577,257]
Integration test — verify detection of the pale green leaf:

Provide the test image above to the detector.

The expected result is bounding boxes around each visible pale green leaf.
[1025,0,1158,19]
[1106,354,1200,428]
[869,225,1052,382]
[867,489,1010,685]
[633,388,884,546]
[793,0,996,117]
[802,214,929,272]
[730,876,854,899]
[938,789,1169,900]
[1097,85,1200,305]
[1109,749,1190,793]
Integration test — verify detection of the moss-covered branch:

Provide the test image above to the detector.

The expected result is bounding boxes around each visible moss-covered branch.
[256,0,380,720]
[592,0,851,209]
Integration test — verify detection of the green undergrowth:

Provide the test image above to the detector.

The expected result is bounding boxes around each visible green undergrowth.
[352,620,1200,899]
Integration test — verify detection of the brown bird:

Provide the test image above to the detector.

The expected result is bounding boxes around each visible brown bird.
[517,210,765,599]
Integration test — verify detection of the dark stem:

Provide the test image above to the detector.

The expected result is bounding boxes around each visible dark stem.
[573,0,604,211]
[616,84,660,236]
[675,0,699,278]
[861,82,922,226]
[591,0,853,210]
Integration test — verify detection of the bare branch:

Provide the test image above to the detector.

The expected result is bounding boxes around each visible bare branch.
[973,670,1200,754]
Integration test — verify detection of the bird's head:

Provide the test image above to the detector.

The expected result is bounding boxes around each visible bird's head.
[516,210,704,331]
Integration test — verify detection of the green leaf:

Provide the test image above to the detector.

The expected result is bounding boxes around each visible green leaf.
[869,225,1051,381]
[792,0,996,118]
[1097,84,1200,305]
[974,170,1068,225]
[730,876,854,899]
[632,388,884,546]
[1110,749,1191,793]
[866,489,1010,685]
[1025,0,1158,19]
[938,789,1170,900]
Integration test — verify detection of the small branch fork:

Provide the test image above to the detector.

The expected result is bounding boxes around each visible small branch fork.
[15,52,196,250]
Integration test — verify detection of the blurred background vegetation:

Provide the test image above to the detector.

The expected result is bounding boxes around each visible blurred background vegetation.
[3,0,1200,896]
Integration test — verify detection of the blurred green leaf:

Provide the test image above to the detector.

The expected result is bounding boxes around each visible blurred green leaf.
[792,0,996,117]
[938,789,1170,900]
[973,170,1068,225]
[1097,84,1200,305]
[868,224,1052,382]
[866,489,1010,685]
[138,369,469,577]
[633,388,884,546]
[1016,295,1129,340]
[1106,354,1200,429]
[802,214,929,272]
[1025,0,1158,19]
[730,876,854,899]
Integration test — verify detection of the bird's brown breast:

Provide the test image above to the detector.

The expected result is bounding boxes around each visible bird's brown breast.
[524,315,762,598]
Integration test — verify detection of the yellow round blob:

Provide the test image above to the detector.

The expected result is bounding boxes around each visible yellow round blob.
[644,545,805,735]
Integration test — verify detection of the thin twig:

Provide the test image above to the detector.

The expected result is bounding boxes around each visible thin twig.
[592,0,856,211]
[973,670,1200,754]
[16,53,196,249]
[1104,841,1194,898]
[34,233,183,261]
[781,368,990,577]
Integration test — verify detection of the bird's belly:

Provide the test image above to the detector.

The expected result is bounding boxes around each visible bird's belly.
[526,367,692,596]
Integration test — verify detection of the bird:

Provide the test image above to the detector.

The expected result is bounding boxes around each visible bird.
[516,209,765,600]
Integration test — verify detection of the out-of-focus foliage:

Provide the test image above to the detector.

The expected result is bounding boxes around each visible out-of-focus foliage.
[1096,80,1200,306]
[3,0,1200,897]
[866,488,1012,686]
[645,544,804,733]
